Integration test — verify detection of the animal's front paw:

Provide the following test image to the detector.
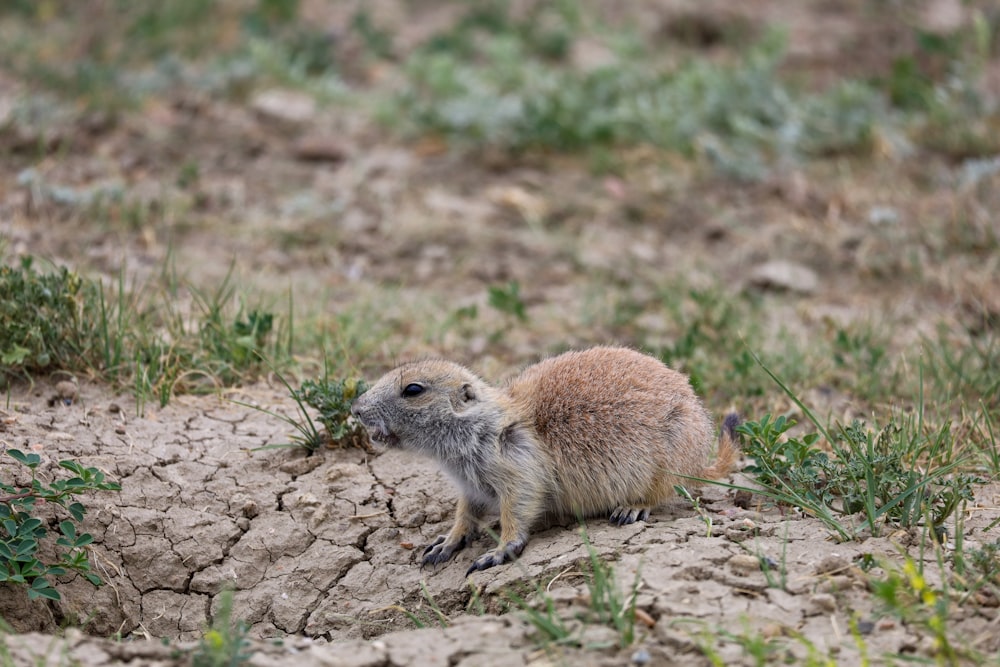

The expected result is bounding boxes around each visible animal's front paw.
[465,538,527,575]
[422,534,467,566]
[609,506,650,526]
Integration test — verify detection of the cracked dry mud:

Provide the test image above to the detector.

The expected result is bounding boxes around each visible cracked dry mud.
[3,379,1000,666]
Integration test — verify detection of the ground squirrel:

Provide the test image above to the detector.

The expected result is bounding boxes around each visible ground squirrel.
[351,346,740,574]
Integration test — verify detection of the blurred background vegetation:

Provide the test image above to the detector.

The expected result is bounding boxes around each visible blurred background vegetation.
[0,0,997,430]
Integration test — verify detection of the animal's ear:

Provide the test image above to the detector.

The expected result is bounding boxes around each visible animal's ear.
[451,383,476,412]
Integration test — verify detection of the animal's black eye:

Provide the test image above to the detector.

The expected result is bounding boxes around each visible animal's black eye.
[401,383,425,397]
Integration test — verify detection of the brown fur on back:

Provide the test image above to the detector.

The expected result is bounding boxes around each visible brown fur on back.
[505,347,722,518]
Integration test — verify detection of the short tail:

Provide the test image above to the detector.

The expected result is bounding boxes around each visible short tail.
[702,412,741,479]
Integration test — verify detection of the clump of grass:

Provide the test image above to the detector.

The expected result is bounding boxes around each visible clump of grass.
[962,538,1000,596]
[740,413,979,541]
[924,328,999,412]
[1,255,290,409]
[680,618,841,666]
[102,266,291,410]
[726,352,983,542]
[504,532,641,650]
[393,16,885,176]
[870,557,965,664]
[290,376,370,450]
[0,0,342,110]
[0,257,97,380]
[391,2,998,174]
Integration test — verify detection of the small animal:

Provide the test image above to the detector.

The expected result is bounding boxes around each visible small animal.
[350,346,739,574]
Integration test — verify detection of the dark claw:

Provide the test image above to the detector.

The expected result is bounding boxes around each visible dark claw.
[609,507,650,526]
[465,539,526,575]
[465,555,499,575]
[422,535,446,556]
[421,535,466,567]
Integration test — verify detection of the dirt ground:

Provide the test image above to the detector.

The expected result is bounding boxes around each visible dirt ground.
[2,1,999,665]
[3,379,998,666]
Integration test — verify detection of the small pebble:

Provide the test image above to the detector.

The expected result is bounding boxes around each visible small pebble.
[814,555,850,576]
[634,608,656,628]
[733,489,753,509]
[631,648,651,665]
[50,380,78,406]
[727,554,760,576]
[241,500,259,519]
[56,380,78,400]
[761,623,784,638]
[875,618,895,631]
[807,593,837,615]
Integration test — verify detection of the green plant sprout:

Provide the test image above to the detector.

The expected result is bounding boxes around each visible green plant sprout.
[0,449,121,601]
[192,587,252,667]
[241,358,369,452]
[674,484,713,537]
[503,530,641,650]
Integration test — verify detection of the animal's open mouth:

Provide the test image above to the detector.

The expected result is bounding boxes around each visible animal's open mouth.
[365,426,399,448]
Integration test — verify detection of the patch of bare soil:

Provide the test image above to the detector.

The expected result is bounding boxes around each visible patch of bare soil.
[1,1,999,664]
[2,380,999,665]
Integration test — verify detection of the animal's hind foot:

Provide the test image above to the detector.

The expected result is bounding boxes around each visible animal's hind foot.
[609,506,650,526]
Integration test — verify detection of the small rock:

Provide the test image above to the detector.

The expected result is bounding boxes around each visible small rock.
[806,593,837,616]
[241,499,259,519]
[867,205,900,225]
[917,635,938,656]
[817,575,853,594]
[288,492,321,508]
[724,524,757,543]
[292,135,347,163]
[733,489,753,509]
[856,619,876,635]
[56,380,77,400]
[634,608,656,628]
[251,89,316,126]
[49,380,78,406]
[108,403,122,413]
[890,528,916,546]
[875,618,895,631]
[748,260,819,295]
[631,647,651,664]
[487,185,549,225]
[727,554,760,576]
[761,623,784,638]
[814,555,851,576]
[578,624,619,648]
[115,425,127,435]
[279,456,324,476]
